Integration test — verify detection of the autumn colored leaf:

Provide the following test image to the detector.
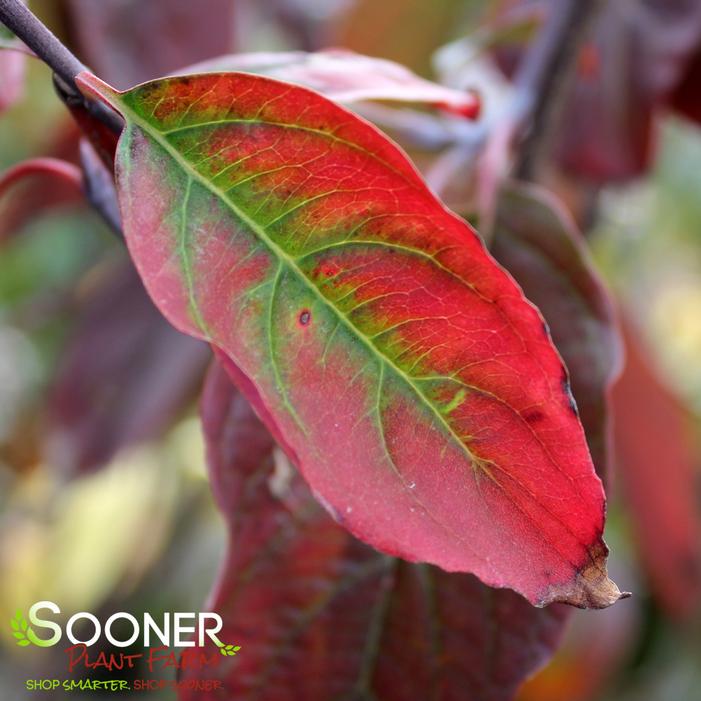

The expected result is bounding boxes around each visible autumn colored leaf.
[0,157,83,243]
[47,260,210,473]
[670,45,701,125]
[64,0,236,89]
[182,49,480,118]
[518,587,638,701]
[0,24,25,114]
[179,359,571,701]
[77,70,624,607]
[611,316,701,619]
[491,182,622,480]
[334,0,467,77]
[493,0,701,182]
[573,0,701,180]
[61,0,235,163]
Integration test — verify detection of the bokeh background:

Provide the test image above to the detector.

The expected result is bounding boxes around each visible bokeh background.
[1,1,700,699]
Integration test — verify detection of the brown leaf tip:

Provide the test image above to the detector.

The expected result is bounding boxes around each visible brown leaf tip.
[541,553,631,609]
[569,561,630,609]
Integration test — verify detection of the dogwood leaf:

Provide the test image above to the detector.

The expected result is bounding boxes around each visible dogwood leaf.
[180,49,480,117]
[178,360,571,700]
[77,70,623,607]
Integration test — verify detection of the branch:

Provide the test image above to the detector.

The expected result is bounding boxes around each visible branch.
[79,140,122,236]
[513,0,603,180]
[0,0,122,133]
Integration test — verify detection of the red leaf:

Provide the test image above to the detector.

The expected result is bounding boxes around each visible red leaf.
[0,35,26,114]
[181,49,480,118]
[493,0,701,182]
[491,182,622,480]
[47,260,210,473]
[611,316,701,619]
[179,360,570,701]
[0,157,83,243]
[64,0,236,89]
[66,102,120,169]
[335,0,467,77]
[518,589,638,701]
[669,45,701,124]
[77,70,624,607]
[555,0,701,181]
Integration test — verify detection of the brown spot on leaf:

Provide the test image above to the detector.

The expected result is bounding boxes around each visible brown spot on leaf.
[298,309,311,327]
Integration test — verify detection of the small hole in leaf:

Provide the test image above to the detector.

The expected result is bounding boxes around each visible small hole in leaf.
[299,309,311,327]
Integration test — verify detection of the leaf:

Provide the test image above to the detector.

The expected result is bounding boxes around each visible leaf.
[179,361,571,701]
[335,0,469,77]
[491,182,622,480]
[0,158,83,244]
[64,0,236,89]
[0,25,26,114]
[566,0,701,181]
[0,120,83,240]
[518,584,638,701]
[611,316,701,619]
[218,642,241,657]
[46,260,210,473]
[62,0,236,161]
[78,70,624,607]
[493,0,701,182]
[670,45,701,124]
[180,49,480,118]
[11,611,31,646]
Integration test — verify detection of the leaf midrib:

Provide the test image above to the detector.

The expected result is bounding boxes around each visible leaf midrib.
[121,104,486,476]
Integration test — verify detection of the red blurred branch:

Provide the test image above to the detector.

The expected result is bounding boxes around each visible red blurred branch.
[471,0,603,236]
[513,0,604,180]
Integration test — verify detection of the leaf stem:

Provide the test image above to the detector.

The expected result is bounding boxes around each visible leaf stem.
[0,0,122,133]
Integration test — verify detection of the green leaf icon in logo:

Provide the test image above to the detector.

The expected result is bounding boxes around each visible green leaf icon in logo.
[10,610,32,647]
[216,641,241,657]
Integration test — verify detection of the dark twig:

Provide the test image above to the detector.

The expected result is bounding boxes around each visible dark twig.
[0,0,122,134]
[513,0,604,180]
[79,140,123,236]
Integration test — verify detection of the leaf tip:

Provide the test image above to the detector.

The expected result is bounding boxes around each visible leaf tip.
[543,557,631,609]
